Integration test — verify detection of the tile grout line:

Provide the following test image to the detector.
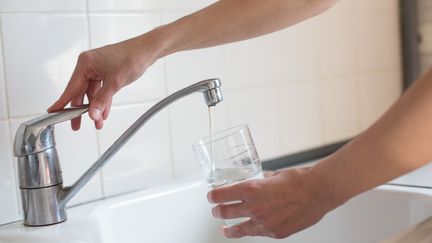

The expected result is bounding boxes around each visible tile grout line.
[0,18,11,120]
[162,51,177,181]
[160,7,176,181]
[85,0,105,199]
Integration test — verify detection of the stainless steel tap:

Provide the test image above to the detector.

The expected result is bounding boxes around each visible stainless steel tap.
[13,78,223,226]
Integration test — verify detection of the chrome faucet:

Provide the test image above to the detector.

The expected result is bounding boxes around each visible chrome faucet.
[13,78,222,226]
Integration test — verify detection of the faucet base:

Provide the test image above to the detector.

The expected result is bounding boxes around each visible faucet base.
[21,185,67,226]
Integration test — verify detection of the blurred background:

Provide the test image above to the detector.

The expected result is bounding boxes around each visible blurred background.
[0,0,430,225]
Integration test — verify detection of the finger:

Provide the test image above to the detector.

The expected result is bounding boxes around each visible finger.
[208,183,247,204]
[70,94,85,131]
[93,97,112,130]
[89,83,116,126]
[86,80,103,129]
[102,97,112,120]
[212,202,249,219]
[47,65,86,113]
[222,220,266,238]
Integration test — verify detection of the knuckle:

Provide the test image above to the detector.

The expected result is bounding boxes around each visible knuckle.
[92,96,108,107]
[109,78,124,91]
[78,51,92,63]
[248,206,263,218]
[243,181,262,196]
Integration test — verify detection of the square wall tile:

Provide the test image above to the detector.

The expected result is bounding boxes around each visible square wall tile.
[226,86,283,161]
[355,11,401,72]
[9,115,102,207]
[99,103,172,197]
[161,0,214,11]
[0,32,7,119]
[224,20,319,89]
[163,13,225,93]
[316,4,356,77]
[320,76,360,143]
[1,14,89,117]
[358,71,402,130]
[278,81,323,154]
[350,0,399,14]
[165,47,225,93]
[55,116,102,206]
[90,14,165,104]
[0,121,20,225]
[88,0,159,11]
[0,0,86,12]
[169,93,230,180]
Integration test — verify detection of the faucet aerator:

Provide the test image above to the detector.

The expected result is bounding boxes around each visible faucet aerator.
[204,87,223,107]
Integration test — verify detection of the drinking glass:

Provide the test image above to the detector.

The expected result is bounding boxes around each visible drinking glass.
[192,125,263,226]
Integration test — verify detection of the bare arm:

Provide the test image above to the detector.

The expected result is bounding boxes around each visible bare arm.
[156,0,338,55]
[48,0,338,129]
[209,69,432,238]
[312,68,432,205]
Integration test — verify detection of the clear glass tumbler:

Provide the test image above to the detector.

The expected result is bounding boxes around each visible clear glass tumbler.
[192,125,263,226]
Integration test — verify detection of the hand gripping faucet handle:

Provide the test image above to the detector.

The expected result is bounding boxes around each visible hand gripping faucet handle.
[14,105,89,157]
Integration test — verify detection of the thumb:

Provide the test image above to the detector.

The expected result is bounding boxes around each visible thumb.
[89,85,115,122]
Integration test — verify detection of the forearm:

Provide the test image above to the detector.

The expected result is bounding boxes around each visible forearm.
[147,0,338,58]
[310,69,432,208]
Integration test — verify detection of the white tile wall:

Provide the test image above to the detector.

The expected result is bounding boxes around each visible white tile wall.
[316,4,356,77]
[0,0,86,12]
[89,13,165,104]
[161,0,215,12]
[320,76,359,143]
[354,10,401,73]
[358,71,402,130]
[88,0,159,11]
[278,81,323,154]
[224,22,319,89]
[0,121,19,224]
[226,86,283,161]
[99,104,172,197]
[1,14,89,117]
[0,31,7,119]
[55,117,102,206]
[0,0,403,225]
[169,94,230,180]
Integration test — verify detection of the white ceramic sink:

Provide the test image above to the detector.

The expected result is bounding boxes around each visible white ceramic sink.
[1,179,432,243]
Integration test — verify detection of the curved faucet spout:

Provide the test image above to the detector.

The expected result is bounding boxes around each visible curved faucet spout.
[13,78,222,226]
[59,78,223,206]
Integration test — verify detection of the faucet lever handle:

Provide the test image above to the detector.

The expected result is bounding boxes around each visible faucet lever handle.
[37,105,89,127]
[14,105,89,156]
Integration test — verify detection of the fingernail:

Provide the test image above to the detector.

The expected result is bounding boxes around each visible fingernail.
[212,207,218,217]
[207,191,215,203]
[91,108,101,120]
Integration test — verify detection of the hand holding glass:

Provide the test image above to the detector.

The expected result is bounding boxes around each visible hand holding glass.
[193,125,263,226]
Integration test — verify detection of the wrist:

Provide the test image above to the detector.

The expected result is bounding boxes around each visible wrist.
[304,159,352,211]
[138,23,183,61]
